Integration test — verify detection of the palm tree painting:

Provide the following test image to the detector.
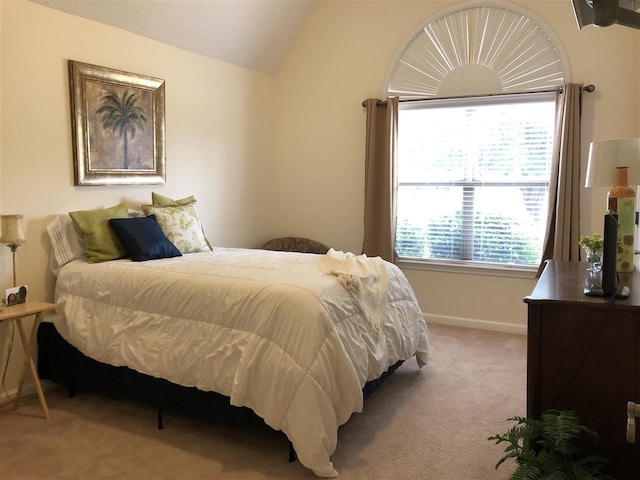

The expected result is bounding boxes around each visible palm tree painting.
[96,89,149,170]
[69,60,165,185]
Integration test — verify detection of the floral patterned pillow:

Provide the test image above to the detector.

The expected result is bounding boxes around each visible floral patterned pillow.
[142,202,211,254]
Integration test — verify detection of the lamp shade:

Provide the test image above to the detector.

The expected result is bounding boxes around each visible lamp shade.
[0,215,25,245]
[586,138,640,188]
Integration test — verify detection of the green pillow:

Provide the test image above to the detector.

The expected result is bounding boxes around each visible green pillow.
[142,202,210,254]
[69,203,130,263]
[151,192,196,206]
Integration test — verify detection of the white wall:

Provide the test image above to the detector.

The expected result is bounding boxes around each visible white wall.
[274,0,640,333]
[0,0,277,396]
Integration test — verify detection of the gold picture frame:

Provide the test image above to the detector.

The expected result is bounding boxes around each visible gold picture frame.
[69,60,166,186]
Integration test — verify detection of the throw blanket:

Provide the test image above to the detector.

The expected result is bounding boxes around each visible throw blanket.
[320,249,388,333]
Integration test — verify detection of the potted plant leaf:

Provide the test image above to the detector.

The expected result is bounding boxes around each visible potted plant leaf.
[488,409,617,479]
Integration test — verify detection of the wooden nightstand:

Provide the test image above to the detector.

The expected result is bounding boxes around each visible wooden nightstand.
[0,301,56,419]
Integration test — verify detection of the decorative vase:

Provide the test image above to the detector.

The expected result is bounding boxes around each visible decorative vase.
[608,166,635,273]
[583,245,603,291]
[583,245,603,269]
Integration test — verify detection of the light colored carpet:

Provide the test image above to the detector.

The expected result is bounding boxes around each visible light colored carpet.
[0,323,525,479]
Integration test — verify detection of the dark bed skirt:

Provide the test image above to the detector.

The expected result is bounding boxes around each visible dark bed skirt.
[37,321,403,430]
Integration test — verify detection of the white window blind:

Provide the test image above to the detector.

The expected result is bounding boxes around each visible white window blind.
[396,92,556,267]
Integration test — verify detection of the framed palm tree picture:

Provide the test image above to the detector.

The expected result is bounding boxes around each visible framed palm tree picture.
[68,60,166,186]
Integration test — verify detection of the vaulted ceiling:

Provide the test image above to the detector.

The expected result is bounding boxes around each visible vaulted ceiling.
[28,0,315,75]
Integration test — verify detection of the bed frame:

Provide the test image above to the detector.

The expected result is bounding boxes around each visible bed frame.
[37,321,402,462]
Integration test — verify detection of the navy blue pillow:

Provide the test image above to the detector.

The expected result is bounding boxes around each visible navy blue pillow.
[108,215,182,261]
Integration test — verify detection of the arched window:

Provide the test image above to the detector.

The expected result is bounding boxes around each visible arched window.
[386,2,570,98]
[389,2,570,269]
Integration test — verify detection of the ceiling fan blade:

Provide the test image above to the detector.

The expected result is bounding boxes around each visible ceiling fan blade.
[571,0,640,29]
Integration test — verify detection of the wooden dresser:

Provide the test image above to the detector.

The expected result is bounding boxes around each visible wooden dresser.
[525,260,640,479]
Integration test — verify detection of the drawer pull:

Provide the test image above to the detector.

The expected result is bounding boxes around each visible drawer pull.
[626,401,640,444]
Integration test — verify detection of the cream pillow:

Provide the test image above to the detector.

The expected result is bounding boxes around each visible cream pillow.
[142,202,210,254]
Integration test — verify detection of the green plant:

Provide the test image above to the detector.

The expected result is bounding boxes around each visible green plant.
[579,233,604,252]
[396,219,426,257]
[396,211,540,264]
[488,409,617,480]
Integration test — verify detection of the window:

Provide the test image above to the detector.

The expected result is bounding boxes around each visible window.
[384,3,571,270]
[396,92,556,268]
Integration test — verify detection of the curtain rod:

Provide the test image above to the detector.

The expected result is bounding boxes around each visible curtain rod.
[361,84,596,108]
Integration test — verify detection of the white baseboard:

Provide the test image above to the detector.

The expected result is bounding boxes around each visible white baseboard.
[425,313,527,336]
[0,379,59,403]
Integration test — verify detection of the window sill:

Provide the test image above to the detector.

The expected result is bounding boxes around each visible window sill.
[396,258,538,279]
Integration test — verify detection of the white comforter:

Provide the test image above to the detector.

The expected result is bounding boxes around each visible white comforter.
[53,247,429,477]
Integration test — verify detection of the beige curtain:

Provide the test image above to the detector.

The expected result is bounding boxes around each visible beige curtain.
[537,83,584,276]
[362,97,398,262]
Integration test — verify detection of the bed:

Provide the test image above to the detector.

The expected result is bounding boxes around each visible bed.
[38,200,430,477]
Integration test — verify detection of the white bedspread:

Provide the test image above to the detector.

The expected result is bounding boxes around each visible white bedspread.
[53,247,429,477]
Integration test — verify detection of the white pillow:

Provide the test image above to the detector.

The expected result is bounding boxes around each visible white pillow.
[46,214,87,275]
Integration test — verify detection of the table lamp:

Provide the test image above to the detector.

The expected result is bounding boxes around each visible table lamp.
[0,214,26,287]
[586,138,640,272]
